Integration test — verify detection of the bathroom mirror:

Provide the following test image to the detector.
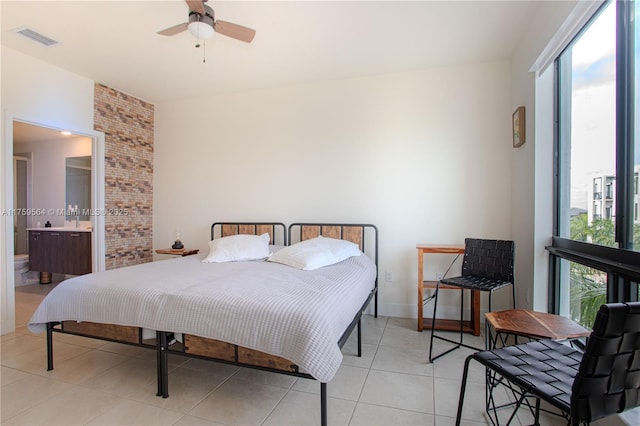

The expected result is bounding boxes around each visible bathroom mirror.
[65,156,91,221]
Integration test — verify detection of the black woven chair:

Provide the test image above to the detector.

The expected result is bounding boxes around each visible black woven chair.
[455,302,640,426]
[429,238,515,362]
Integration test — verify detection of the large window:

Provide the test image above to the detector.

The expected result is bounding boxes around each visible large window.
[558,2,616,248]
[551,0,640,328]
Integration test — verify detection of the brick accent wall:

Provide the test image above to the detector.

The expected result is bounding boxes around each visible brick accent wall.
[94,84,154,270]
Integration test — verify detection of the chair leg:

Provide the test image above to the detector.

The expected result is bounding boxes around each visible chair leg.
[485,321,492,350]
[485,321,491,350]
[488,288,493,313]
[487,290,493,349]
[428,280,440,362]
[459,354,530,426]
[430,286,483,361]
[430,288,466,362]
[459,287,465,347]
[533,397,541,426]
[510,284,518,345]
[455,355,474,425]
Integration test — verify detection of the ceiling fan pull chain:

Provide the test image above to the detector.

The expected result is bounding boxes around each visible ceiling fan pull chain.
[203,41,206,63]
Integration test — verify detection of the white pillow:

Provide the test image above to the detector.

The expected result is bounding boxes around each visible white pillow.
[268,236,361,270]
[202,233,271,263]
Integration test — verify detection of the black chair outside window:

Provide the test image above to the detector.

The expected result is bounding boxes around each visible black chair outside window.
[455,302,640,426]
[429,238,515,362]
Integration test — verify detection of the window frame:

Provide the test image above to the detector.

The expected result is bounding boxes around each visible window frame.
[549,0,640,313]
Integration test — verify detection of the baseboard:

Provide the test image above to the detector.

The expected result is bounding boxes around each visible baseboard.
[372,302,485,324]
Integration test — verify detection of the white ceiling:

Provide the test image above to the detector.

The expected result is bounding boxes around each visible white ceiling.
[2,1,540,104]
[13,120,88,145]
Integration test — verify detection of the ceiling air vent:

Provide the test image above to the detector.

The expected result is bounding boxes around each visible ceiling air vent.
[13,27,58,47]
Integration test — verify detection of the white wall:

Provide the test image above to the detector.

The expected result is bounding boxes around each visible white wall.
[14,136,92,228]
[1,47,95,334]
[2,48,95,129]
[155,60,514,318]
[509,0,587,311]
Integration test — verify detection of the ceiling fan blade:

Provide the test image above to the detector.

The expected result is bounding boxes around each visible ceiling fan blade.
[157,22,189,36]
[185,0,205,15]
[214,20,256,43]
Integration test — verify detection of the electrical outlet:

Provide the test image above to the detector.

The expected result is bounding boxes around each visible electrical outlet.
[385,270,393,282]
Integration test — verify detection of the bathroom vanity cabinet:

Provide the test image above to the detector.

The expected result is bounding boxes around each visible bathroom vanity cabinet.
[29,229,92,276]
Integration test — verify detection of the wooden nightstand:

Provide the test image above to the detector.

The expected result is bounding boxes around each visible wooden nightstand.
[155,248,200,257]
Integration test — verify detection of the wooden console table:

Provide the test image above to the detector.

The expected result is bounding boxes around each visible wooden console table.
[417,244,480,335]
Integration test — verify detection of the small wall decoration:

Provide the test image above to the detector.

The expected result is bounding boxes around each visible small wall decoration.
[512,106,525,148]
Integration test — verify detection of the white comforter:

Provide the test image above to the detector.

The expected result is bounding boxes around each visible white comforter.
[28,251,377,382]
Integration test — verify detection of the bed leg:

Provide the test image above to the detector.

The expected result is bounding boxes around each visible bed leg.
[46,322,54,371]
[156,331,169,398]
[320,382,327,426]
[375,291,378,318]
[156,331,162,396]
[357,319,362,357]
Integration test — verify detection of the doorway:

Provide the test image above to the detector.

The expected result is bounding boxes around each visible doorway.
[2,117,106,334]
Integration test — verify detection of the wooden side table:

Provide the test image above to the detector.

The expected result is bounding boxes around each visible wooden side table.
[155,248,200,257]
[417,244,480,335]
[485,309,590,349]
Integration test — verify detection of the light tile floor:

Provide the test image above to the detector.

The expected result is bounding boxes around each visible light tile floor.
[2,283,639,425]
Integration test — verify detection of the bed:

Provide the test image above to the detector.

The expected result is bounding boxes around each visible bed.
[28,222,378,426]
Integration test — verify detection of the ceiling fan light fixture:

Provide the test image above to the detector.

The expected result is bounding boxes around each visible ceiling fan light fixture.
[188,20,214,39]
[158,1,255,44]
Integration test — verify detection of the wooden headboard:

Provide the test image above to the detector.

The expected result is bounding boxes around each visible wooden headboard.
[289,222,373,246]
[211,222,286,246]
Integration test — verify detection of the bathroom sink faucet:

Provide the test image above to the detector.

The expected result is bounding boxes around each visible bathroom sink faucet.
[69,204,79,228]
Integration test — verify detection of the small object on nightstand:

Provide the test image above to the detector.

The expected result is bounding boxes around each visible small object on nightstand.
[171,232,184,249]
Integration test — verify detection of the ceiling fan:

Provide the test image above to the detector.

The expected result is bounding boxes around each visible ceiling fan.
[158,0,256,44]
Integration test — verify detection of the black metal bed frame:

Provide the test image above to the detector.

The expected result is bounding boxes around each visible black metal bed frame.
[44,222,379,426]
